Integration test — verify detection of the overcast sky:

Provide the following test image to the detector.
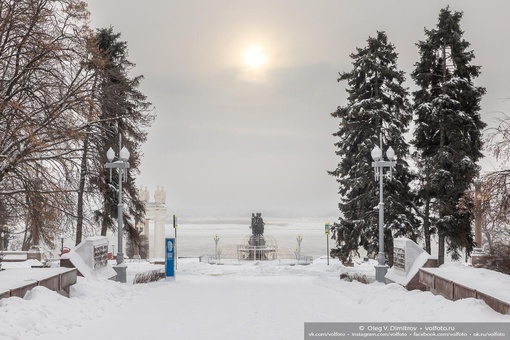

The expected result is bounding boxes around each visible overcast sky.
[85,0,510,217]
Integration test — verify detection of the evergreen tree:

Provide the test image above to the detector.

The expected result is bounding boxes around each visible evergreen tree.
[411,7,486,264]
[78,27,154,248]
[329,32,418,265]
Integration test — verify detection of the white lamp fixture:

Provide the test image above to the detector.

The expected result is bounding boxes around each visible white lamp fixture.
[371,146,382,161]
[106,147,115,162]
[119,147,130,162]
[386,146,395,161]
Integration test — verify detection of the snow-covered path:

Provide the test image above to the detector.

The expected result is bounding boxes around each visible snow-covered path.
[50,276,342,340]
[3,260,510,340]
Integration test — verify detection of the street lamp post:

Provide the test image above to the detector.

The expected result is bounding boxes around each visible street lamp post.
[60,234,64,256]
[214,234,220,259]
[0,229,4,271]
[173,215,178,270]
[0,229,4,252]
[371,143,395,283]
[325,223,330,265]
[296,234,302,261]
[105,146,130,283]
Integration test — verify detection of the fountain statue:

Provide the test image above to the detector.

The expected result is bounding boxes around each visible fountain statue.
[250,212,265,236]
[237,213,276,260]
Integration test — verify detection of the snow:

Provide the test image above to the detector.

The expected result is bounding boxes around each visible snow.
[1,219,509,339]
[0,266,71,293]
[1,259,44,269]
[1,258,509,340]
[421,262,510,304]
[1,252,29,262]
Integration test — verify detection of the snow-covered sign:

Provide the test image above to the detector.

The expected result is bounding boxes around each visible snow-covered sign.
[385,237,437,290]
[62,236,116,280]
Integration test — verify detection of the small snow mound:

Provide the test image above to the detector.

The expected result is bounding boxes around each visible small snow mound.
[23,286,62,301]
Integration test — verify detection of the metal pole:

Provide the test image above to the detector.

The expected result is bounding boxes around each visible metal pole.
[378,132,384,267]
[173,214,177,270]
[325,223,330,265]
[0,230,3,271]
[214,234,219,259]
[296,235,302,259]
[117,166,124,265]
[377,163,385,267]
[379,133,384,266]
[327,234,329,265]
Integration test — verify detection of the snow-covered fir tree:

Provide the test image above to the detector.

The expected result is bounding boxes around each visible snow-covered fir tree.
[329,31,419,265]
[86,28,154,246]
[411,7,486,264]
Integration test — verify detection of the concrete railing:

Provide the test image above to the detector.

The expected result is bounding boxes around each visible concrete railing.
[0,268,77,300]
[419,268,510,315]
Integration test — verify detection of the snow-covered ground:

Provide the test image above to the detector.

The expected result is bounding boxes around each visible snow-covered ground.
[2,217,508,339]
[1,258,509,340]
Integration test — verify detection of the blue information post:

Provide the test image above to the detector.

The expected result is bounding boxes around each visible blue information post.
[165,238,175,280]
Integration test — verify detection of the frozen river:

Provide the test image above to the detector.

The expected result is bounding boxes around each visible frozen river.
[140,215,465,263]
[147,216,337,260]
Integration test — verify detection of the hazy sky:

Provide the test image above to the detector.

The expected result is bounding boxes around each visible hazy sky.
[85,0,510,217]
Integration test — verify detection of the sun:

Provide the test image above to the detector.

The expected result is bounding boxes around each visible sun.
[242,45,267,69]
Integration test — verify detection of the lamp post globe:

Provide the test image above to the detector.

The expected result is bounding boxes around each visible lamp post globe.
[371,146,382,161]
[106,147,115,162]
[119,147,130,162]
[386,146,395,160]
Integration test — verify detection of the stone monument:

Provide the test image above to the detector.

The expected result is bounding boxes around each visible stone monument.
[237,213,276,260]
[385,237,437,290]
[61,236,116,280]
[250,213,265,235]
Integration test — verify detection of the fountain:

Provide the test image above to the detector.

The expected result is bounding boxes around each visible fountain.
[237,213,277,260]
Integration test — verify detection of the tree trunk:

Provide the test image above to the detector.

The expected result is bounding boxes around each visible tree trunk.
[101,209,108,236]
[22,223,30,251]
[76,75,97,245]
[437,44,447,265]
[385,230,394,266]
[438,232,445,265]
[75,128,90,245]
[423,197,431,254]
[486,233,492,253]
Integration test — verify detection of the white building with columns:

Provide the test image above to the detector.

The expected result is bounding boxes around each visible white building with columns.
[139,186,168,259]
